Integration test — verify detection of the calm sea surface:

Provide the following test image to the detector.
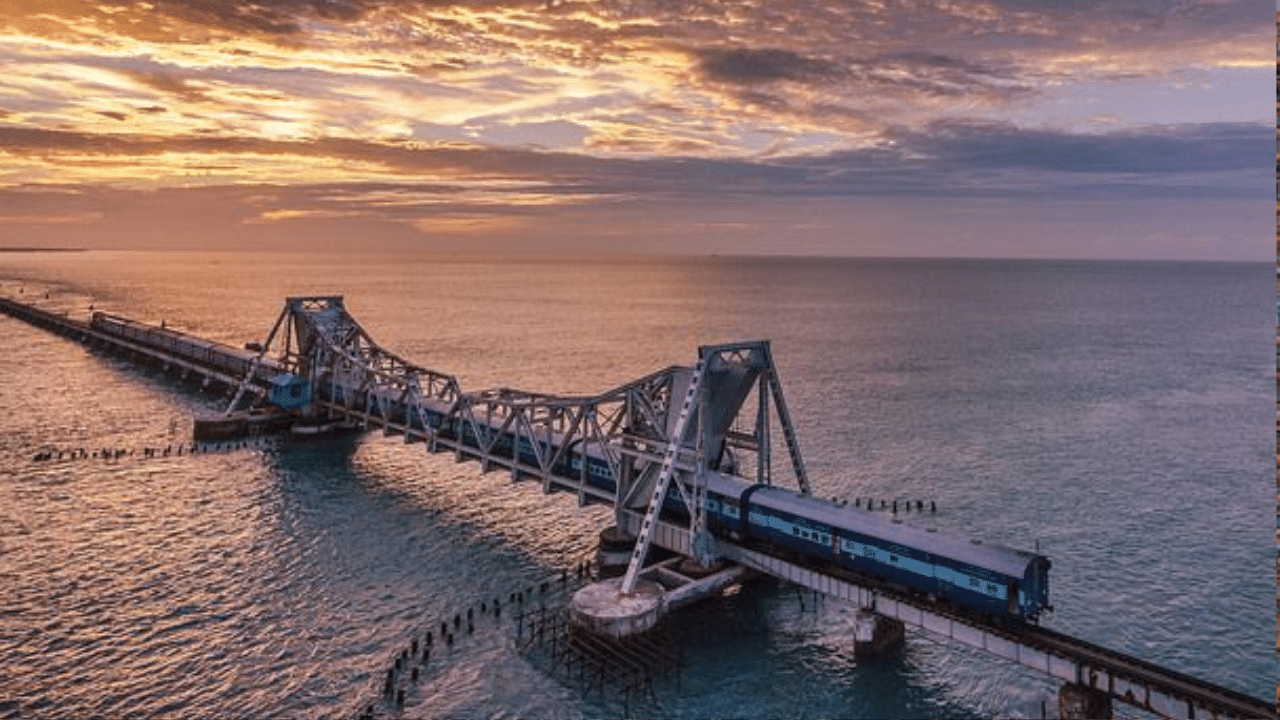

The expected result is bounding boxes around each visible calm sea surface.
[0,252,1271,719]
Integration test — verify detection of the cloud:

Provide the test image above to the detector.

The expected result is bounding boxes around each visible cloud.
[694,48,844,85]
[115,69,214,104]
[886,119,1272,174]
[0,0,1268,211]
[0,0,1266,260]
[850,51,1030,99]
[245,207,363,223]
[0,0,1267,166]
[92,0,363,36]
[0,118,1265,202]
[0,211,102,224]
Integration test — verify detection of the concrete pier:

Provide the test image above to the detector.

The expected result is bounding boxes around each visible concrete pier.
[595,526,636,578]
[1058,682,1112,719]
[569,577,666,638]
[852,610,905,657]
[570,557,750,638]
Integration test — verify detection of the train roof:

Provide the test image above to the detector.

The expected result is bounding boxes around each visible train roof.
[705,472,1044,579]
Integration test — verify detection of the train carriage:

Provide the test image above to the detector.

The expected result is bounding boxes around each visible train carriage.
[701,472,1051,622]
[91,311,258,376]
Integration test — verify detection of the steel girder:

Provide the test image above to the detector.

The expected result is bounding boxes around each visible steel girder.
[244,296,811,549]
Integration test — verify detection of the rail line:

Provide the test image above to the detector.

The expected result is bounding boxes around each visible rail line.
[627,512,1272,720]
[742,529,1269,718]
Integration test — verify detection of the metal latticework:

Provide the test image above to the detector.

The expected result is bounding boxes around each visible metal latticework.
[235,297,810,581]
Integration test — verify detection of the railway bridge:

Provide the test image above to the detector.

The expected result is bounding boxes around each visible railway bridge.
[0,292,1271,720]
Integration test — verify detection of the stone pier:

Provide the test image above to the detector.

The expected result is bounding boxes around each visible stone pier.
[595,525,636,578]
[1058,682,1112,719]
[853,610,905,657]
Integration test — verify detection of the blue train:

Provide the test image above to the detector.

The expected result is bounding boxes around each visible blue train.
[367,405,1053,624]
[563,449,1052,623]
[700,472,1052,622]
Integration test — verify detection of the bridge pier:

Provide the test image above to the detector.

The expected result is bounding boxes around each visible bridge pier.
[571,558,749,639]
[1058,682,1112,719]
[596,526,637,579]
[569,576,666,638]
[853,610,904,657]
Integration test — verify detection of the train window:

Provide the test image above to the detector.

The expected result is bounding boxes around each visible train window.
[969,578,979,587]
[792,527,799,536]
[889,555,898,563]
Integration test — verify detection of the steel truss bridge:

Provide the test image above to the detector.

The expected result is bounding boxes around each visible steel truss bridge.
[1,293,1271,720]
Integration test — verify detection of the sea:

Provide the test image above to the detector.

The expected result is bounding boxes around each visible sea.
[0,251,1271,719]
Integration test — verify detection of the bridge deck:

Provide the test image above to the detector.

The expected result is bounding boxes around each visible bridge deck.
[0,296,276,397]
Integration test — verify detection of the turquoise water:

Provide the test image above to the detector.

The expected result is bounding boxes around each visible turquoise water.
[0,252,1271,718]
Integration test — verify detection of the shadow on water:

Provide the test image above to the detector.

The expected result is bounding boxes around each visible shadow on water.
[242,432,606,717]
[257,432,571,584]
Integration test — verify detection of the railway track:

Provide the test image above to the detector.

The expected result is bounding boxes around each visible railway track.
[1022,624,1272,719]
[736,538,1272,719]
[859,571,1269,718]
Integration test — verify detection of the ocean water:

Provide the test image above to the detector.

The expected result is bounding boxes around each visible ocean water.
[0,251,1271,719]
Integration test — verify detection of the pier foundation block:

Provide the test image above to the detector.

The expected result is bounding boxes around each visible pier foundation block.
[853,610,905,657]
[1058,682,1112,719]
[569,577,665,638]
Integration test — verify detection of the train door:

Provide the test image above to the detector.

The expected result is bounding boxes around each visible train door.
[1006,580,1018,616]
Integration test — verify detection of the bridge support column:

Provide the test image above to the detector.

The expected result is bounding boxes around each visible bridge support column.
[1058,682,1111,719]
[596,526,636,579]
[853,610,904,657]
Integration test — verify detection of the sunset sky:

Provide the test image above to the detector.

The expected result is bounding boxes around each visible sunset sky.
[0,1,1272,258]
